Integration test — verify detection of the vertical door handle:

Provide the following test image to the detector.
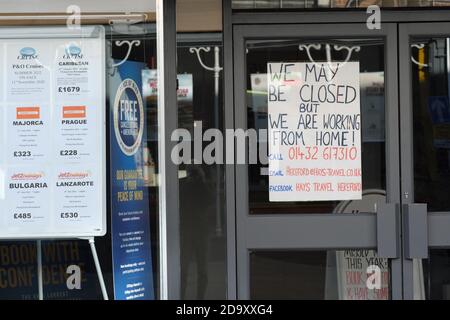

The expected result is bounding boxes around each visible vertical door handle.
[376,203,399,258]
[403,203,428,259]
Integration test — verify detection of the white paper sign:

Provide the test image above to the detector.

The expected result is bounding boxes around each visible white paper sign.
[332,191,389,300]
[267,62,362,202]
[336,249,389,300]
[0,26,106,239]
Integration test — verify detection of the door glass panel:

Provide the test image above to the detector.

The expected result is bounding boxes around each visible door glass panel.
[246,38,386,214]
[411,37,450,212]
[411,36,450,301]
[177,0,227,300]
[423,249,450,299]
[250,250,390,300]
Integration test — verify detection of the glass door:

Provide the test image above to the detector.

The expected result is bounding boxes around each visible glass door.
[400,22,450,300]
[233,23,402,299]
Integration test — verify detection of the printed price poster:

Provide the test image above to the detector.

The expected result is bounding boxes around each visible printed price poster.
[5,43,51,102]
[53,37,103,163]
[5,168,50,231]
[54,102,101,162]
[0,26,105,239]
[53,165,102,231]
[54,40,100,101]
[6,104,51,164]
[267,62,362,202]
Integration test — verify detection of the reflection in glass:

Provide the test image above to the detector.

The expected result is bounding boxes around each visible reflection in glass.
[177,36,227,298]
[412,37,450,212]
[233,0,450,9]
[423,250,450,299]
[250,250,389,300]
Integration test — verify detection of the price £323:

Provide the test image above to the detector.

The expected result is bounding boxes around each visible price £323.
[13,151,31,157]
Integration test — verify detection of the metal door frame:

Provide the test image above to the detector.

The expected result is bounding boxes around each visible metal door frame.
[399,22,450,300]
[231,22,401,299]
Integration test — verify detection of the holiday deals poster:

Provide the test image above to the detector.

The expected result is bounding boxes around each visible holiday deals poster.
[109,60,154,300]
[0,26,105,239]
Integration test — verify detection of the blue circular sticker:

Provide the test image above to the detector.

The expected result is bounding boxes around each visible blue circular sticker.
[113,79,144,156]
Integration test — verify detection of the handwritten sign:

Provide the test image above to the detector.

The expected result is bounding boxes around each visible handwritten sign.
[336,250,389,300]
[333,191,389,300]
[267,62,362,202]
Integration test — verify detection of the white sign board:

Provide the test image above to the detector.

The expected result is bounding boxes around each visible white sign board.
[336,249,389,300]
[0,26,106,239]
[267,62,362,202]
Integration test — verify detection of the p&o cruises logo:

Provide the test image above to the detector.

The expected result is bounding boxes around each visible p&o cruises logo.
[63,44,83,59]
[18,47,38,60]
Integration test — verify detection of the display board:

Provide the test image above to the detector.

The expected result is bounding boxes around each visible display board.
[0,26,106,239]
[267,62,362,202]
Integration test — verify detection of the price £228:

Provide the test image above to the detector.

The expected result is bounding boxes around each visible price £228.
[60,150,78,156]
